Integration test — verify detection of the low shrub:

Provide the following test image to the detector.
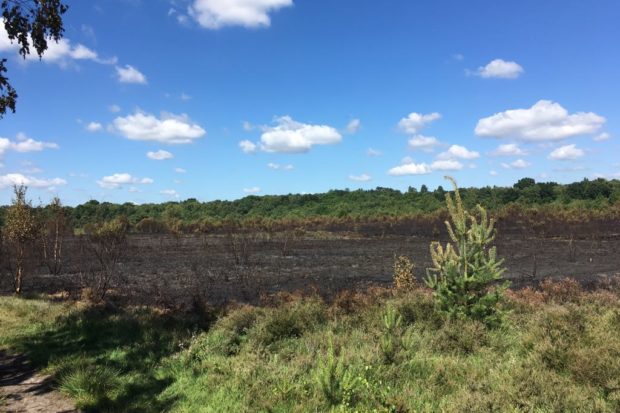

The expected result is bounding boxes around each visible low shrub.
[249,298,326,347]
[539,277,584,304]
[393,255,416,291]
[433,319,488,355]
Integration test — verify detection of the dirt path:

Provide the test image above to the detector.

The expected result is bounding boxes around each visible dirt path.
[0,350,77,413]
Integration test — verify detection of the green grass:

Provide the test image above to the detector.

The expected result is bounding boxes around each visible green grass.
[1,282,619,412]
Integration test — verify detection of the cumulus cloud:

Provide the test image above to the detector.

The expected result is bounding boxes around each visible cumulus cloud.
[388,162,432,176]
[86,122,103,132]
[548,144,585,161]
[109,104,121,113]
[0,134,58,155]
[267,162,293,170]
[437,144,479,160]
[366,148,382,157]
[594,132,611,142]
[243,186,261,194]
[501,159,531,169]
[161,189,180,198]
[188,0,293,29]
[346,118,361,134]
[174,167,187,174]
[475,100,605,141]
[473,59,524,79]
[239,140,258,154]
[349,173,371,182]
[0,173,66,190]
[115,65,147,84]
[147,150,174,160]
[430,159,464,171]
[408,135,440,151]
[97,173,154,189]
[490,143,527,157]
[398,112,441,134]
[112,111,206,144]
[255,116,342,153]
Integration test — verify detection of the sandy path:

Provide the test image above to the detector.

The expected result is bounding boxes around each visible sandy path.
[0,351,77,413]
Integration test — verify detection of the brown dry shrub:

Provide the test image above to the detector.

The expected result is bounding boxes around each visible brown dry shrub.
[393,255,416,291]
[539,278,584,304]
[330,290,377,316]
[259,289,314,308]
[505,287,547,311]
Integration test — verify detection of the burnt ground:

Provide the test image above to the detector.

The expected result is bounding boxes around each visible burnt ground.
[2,231,619,307]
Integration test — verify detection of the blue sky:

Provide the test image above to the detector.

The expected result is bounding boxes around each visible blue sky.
[1,0,619,205]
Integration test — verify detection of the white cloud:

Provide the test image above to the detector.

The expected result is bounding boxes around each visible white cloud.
[267,162,293,170]
[366,148,382,157]
[109,104,121,113]
[430,159,464,171]
[161,189,180,198]
[501,159,531,169]
[174,167,187,174]
[408,135,440,151]
[243,186,261,194]
[437,144,479,160]
[349,173,371,182]
[86,122,103,132]
[147,150,174,160]
[0,173,66,190]
[258,116,342,153]
[0,134,58,155]
[115,65,147,84]
[97,173,154,189]
[475,100,605,141]
[188,0,293,29]
[388,162,432,176]
[473,59,524,79]
[548,144,585,161]
[242,121,254,131]
[180,93,192,101]
[239,140,258,154]
[594,132,611,142]
[490,143,527,157]
[112,111,206,144]
[490,170,498,176]
[346,118,361,134]
[398,112,441,134]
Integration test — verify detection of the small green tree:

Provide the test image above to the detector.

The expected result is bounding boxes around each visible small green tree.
[40,196,68,275]
[4,185,38,294]
[425,177,509,326]
[84,217,129,300]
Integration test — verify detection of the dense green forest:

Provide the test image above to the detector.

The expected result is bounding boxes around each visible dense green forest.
[1,177,619,229]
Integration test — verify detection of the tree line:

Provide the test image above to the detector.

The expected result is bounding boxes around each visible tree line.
[1,177,618,231]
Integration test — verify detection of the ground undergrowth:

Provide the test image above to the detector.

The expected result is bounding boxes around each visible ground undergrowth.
[1,279,619,412]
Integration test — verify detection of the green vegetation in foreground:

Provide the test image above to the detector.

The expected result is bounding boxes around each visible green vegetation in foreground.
[1,282,619,412]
